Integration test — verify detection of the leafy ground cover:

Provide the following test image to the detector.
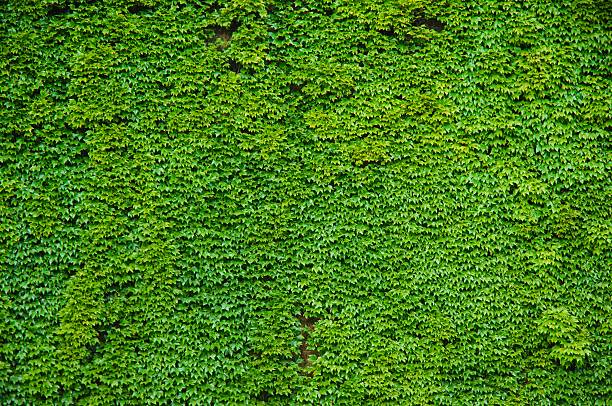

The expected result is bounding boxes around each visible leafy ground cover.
[1,0,610,403]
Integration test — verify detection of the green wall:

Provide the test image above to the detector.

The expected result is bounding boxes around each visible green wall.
[1,0,610,403]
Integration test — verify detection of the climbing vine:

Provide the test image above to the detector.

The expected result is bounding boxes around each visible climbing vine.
[1,0,611,403]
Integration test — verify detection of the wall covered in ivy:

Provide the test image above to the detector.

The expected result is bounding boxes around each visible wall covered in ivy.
[1,0,610,403]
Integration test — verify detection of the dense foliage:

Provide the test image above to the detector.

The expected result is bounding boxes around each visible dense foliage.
[1,0,611,403]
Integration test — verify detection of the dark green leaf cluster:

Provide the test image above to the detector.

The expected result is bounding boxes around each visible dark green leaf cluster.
[1,0,610,403]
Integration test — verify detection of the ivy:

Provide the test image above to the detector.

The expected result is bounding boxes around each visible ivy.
[1,0,611,403]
